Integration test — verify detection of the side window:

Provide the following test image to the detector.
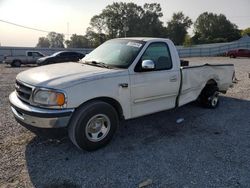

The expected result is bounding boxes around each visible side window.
[59,52,68,57]
[27,52,32,56]
[69,52,77,57]
[32,52,42,57]
[65,52,72,56]
[140,42,172,71]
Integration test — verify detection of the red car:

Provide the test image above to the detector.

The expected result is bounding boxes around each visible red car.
[227,49,250,58]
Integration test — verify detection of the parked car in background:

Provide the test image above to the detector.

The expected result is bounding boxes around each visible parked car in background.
[37,51,85,66]
[226,49,250,58]
[3,51,44,67]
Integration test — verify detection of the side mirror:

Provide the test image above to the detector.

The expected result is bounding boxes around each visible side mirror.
[141,60,155,70]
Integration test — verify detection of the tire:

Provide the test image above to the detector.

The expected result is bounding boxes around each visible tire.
[199,85,219,108]
[68,101,119,151]
[230,54,236,58]
[11,60,21,67]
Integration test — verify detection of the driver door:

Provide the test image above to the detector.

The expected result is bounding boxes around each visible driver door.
[130,42,180,118]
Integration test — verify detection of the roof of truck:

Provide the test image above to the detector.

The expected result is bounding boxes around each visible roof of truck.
[116,37,171,42]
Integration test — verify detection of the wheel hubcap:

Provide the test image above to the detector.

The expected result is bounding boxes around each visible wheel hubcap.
[211,93,219,106]
[85,114,110,142]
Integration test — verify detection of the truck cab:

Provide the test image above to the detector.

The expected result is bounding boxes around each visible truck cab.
[26,51,44,63]
[4,51,44,67]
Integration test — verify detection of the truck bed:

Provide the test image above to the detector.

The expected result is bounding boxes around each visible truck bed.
[178,63,234,107]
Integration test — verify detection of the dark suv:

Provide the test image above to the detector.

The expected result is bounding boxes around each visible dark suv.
[37,51,85,65]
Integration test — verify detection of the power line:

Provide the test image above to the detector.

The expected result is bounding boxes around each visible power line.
[228,15,250,18]
[0,19,50,33]
[0,19,70,35]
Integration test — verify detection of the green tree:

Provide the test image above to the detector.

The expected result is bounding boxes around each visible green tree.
[89,15,107,34]
[166,12,192,45]
[193,12,241,44]
[87,15,108,46]
[47,32,65,48]
[85,29,107,47]
[183,34,193,47]
[120,2,144,37]
[65,34,89,48]
[141,3,167,37]
[86,2,167,43]
[241,27,250,36]
[100,2,145,38]
[36,37,50,48]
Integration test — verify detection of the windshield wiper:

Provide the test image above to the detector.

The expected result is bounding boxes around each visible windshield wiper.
[83,60,112,69]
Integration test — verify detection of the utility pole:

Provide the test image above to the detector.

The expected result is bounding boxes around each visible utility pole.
[123,14,129,38]
[124,25,129,38]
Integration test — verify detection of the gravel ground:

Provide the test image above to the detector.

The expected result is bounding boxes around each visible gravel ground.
[0,57,250,188]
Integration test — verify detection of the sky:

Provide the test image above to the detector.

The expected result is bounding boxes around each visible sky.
[0,0,249,47]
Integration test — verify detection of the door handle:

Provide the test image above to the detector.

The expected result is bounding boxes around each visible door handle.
[169,75,178,82]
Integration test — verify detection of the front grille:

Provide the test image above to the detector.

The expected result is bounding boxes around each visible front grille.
[15,81,33,103]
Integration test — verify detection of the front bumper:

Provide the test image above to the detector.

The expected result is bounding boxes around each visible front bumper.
[9,92,74,128]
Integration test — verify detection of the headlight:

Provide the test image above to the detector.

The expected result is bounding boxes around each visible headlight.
[33,89,66,106]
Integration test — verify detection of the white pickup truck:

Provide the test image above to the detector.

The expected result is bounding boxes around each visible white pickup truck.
[9,38,235,151]
[4,51,44,67]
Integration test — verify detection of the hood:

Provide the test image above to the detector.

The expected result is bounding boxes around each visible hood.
[16,62,127,89]
[38,56,48,60]
[37,56,52,62]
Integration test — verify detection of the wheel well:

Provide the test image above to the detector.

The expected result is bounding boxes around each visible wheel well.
[198,79,218,98]
[78,97,124,120]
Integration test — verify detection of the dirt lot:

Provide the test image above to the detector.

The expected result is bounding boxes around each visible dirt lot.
[0,57,250,188]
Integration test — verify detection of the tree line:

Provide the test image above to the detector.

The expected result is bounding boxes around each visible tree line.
[36,2,250,48]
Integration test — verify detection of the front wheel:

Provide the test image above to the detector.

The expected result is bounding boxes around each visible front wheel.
[68,101,119,151]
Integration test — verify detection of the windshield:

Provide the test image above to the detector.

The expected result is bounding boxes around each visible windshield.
[82,39,145,68]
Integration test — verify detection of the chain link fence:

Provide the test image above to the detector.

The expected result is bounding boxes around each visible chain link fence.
[177,40,250,58]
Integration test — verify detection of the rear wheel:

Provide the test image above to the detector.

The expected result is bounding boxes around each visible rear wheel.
[68,101,119,151]
[199,85,219,108]
[11,60,21,67]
